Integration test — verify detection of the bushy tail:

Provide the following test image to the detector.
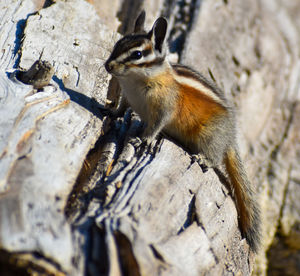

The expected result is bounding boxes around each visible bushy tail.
[224,146,261,252]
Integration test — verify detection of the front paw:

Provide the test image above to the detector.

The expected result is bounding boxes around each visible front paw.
[142,136,155,146]
[128,136,157,155]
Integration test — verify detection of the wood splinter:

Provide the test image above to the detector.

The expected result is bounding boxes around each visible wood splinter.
[17,52,54,90]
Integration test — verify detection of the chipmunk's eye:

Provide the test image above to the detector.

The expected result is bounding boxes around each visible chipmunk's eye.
[130,51,142,60]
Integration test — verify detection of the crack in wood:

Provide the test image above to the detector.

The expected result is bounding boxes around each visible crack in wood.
[164,0,202,58]
[64,130,118,222]
[117,0,143,35]
[177,194,199,234]
[0,249,66,276]
[101,145,155,215]
[86,222,109,276]
[114,230,141,276]
[73,65,80,87]
[149,244,167,264]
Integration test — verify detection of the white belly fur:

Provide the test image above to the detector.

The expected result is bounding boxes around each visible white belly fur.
[119,78,149,122]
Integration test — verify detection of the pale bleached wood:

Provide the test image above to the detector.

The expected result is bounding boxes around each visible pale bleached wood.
[0,0,38,70]
[0,0,117,274]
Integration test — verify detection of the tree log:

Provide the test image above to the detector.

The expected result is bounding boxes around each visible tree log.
[0,0,299,275]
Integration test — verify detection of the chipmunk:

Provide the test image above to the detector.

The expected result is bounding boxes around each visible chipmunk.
[104,11,261,252]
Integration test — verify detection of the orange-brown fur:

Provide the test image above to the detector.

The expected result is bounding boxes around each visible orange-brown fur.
[162,81,227,150]
[175,83,226,136]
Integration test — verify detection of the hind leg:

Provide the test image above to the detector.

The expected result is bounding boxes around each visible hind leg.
[192,130,229,173]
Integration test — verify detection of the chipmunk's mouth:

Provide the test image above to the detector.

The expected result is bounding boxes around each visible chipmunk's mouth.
[104,60,127,77]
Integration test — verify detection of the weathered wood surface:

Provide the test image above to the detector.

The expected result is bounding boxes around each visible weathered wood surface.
[0,0,299,275]
[0,0,116,274]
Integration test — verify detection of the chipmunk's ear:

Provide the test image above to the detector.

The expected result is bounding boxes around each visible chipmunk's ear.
[148,17,168,54]
[134,10,146,33]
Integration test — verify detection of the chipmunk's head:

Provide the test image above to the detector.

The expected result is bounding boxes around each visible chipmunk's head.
[105,11,168,78]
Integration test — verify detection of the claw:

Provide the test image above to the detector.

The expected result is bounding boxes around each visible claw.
[128,137,143,148]
[142,137,157,154]
[128,136,157,155]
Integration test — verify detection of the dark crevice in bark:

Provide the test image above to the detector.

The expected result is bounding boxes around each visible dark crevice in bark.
[13,0,51,69]
[86,222,109,276]
[117,0,143,35]
[164,0,202,59]
[64,122,121,223]
[13,12,37,69]
[149,244,167,264]
[114,231,141,276]
[0,249,65,276]
[102,137,162,217]
[177,194,199,234]
[43,0,56,9]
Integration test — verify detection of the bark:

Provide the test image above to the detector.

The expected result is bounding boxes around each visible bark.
[0,0,299,275]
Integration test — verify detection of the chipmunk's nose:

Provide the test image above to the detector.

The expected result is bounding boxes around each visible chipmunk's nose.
[105,60,114,73]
